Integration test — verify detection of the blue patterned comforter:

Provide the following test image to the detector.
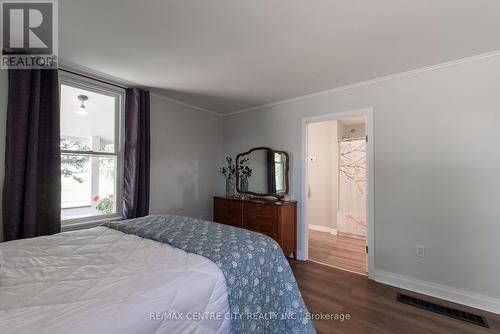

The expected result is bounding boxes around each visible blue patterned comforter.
[104,215,315,334]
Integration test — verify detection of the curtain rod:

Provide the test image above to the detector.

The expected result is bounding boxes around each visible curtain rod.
[58,68,128,90]
[338,136,367,143]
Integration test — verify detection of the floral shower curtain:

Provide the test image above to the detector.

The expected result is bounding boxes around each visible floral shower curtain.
[337,139,367,237]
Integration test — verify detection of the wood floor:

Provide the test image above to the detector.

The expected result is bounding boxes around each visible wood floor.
[309,230,366,274]
[290,260,500,334]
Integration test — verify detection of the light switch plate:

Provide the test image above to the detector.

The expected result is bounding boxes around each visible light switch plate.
[416,245,425,258]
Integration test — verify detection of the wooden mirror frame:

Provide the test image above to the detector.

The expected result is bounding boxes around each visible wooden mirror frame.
[236,147,290,200]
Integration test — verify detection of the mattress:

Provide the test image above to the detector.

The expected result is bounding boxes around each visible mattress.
[0,226,230,334]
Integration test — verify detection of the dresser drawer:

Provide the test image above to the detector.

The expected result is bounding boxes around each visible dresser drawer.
[242,213,278,234]
[215,198,239,210]
[214,198,242,227]
[214,211,239,226]
[214,196,297,259]
[243,202,277,218]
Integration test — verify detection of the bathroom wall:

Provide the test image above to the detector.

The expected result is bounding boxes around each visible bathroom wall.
[307,120,338,231]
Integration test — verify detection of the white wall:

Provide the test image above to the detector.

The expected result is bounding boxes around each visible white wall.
[223,55,500,310]
[149,94,222,221]
[0,71,7,242]
[307,120,338,230]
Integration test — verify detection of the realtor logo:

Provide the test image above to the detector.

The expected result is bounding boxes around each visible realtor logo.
[1,0,58,69]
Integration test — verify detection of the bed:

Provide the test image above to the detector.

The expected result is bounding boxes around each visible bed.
[0,215,315,334]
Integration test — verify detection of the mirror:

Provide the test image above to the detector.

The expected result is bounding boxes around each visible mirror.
[236,147,289,199]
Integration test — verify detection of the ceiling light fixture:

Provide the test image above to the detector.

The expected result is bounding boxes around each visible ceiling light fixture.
[77,95,89,116]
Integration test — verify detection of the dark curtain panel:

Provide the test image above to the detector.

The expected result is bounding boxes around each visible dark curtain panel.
[267,150,277,193]
[123,88,150,219]
[3,69,61,241]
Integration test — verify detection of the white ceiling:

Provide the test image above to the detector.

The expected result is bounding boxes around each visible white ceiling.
[59,0,500,114]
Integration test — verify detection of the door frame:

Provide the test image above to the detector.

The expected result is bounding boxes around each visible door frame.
[300,107,375,278]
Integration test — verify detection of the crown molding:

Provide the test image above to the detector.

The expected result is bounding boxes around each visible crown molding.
[224,50,500,117]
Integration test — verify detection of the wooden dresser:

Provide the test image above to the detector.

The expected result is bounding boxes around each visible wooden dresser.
[213,196,297,258]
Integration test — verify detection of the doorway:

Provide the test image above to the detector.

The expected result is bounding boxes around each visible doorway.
[302,109,373,276]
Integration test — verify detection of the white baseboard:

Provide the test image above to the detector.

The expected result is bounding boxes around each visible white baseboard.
[372,269,500,315]
[308,224,337,235]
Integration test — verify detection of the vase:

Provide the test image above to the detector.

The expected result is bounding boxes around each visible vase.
[240,177,249,192]
[225,176,236,197]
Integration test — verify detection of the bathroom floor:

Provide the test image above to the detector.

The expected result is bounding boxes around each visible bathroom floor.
[308,230,366,275]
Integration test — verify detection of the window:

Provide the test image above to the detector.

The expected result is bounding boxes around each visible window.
[274,152,285,193]
[59,72,124,225]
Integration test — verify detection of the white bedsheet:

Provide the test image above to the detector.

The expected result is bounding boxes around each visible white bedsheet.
[0,226,230,334]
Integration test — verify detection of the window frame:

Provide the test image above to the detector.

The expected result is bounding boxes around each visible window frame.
[59,71,125,227]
